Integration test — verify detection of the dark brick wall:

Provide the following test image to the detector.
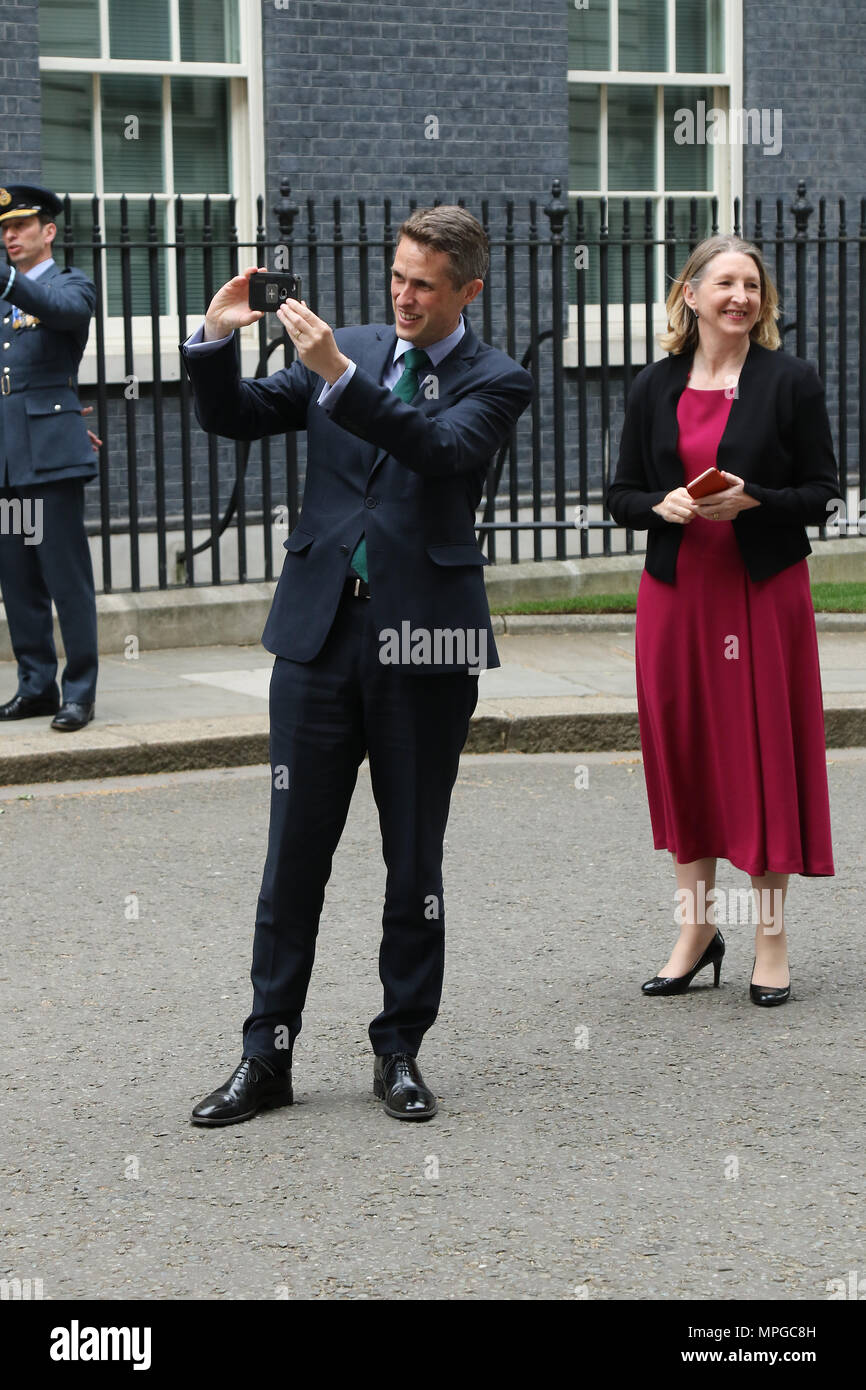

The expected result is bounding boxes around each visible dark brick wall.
[261,0,568,224]
[0,0,41,183]
[743,1,866,208]
[741,1,866,486]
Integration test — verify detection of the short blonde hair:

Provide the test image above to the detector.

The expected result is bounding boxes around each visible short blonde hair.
[659,236,781,354]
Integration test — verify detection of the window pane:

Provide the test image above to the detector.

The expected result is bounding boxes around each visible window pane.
[102,77,164,193]
[569,86,601,191]
[180,0,240,62]
[665,86,713,191]
[569,199,657,307]
[677,0,724,72]
[172,79,230,192]
[618,0,667,71]
[39,0,100,58]
[103,200,168,316]
[179,199,233,308]
[608,86,656,190]
[109,0,170,60]
[42,75,94,193]
[568,0,610,70]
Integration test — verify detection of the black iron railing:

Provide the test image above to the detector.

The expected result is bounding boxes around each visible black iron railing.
[55,178,866,592]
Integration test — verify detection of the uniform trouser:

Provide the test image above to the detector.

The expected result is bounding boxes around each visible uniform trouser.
[0,479,98,705]
[242,591,479,1065]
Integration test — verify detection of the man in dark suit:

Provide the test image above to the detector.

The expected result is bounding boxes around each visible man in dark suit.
[184,205,532,1126]
[0,183,99,731]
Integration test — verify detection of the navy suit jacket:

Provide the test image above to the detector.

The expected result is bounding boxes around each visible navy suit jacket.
[0,261,97,486]
[182,320,533,671]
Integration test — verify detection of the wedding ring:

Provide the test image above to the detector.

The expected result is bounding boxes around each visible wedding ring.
[713,511,719,520]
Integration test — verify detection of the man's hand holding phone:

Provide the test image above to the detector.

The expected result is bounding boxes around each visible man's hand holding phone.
[202,265,268,341]
[277,297,351,385]
[202,268,350,384]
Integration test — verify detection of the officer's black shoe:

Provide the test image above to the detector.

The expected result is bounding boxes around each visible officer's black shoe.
[373,1053,438,1120]
[191,1056,293,1127]
[50,701,95,732]
[0,687,61,720]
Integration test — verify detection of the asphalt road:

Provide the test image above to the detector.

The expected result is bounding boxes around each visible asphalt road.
[1,751,864,1301]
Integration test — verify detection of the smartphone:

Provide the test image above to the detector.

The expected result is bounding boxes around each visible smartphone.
[248,271,302,312]
[686,466,729,499]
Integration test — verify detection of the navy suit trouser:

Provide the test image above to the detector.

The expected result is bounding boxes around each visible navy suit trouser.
[0,478,98,705]
[242,590,479,1064]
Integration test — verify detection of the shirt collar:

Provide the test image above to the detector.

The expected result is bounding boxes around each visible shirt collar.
[25,257,55,281]
[393,314,465,368]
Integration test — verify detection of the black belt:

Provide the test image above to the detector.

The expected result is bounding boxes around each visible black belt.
[343,575,371,599]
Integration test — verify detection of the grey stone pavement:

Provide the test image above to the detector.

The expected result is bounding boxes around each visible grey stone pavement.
[1,750,864,1300]
[2,618,866,783]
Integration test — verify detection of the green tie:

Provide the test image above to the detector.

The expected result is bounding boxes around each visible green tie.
[350,347,431,583]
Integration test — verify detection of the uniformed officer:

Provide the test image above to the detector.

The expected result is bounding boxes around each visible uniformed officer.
[0,183,99,730]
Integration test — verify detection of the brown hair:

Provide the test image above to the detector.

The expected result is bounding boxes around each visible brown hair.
[659,235,781,353]
[397,205,489,288]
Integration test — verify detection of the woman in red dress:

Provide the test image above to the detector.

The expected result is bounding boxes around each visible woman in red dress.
[607,237,839,1006]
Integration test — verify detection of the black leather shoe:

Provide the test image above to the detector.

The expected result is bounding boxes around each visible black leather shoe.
[50,701,95,731]
[750,958,791,1007]
[0,688,60,720]
[373,1053,437,1120]
[642,929,725,995]
[190,1056,293,1127]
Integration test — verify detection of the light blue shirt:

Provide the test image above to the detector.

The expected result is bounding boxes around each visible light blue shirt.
[318,314,466,409]
[26,257,55,280]
[183,314,466,408]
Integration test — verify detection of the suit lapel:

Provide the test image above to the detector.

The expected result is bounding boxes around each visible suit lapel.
[344,327,396,474]
[33,262,61,290]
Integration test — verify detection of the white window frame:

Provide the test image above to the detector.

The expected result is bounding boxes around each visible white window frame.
[567,0,743,366]
[39,0,265,383]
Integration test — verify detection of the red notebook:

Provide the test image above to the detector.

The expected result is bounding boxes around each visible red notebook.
[686,466,729,499]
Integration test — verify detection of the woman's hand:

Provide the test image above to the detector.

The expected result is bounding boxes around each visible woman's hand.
[693,471,761,521]
[652,487,699,524]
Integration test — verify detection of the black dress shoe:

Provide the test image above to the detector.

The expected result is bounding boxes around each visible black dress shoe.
[190,1056,293,1127]
[50,701,95,732]
[642,929,725,995]
[0,688,60,720]
[373,1053,438,1120]
[750,958,791,1007]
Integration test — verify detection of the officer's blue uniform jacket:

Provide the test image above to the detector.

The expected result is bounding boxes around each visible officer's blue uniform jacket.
[0,260,97,487]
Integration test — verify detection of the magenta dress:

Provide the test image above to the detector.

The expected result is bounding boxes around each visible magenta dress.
[635,385,834,876]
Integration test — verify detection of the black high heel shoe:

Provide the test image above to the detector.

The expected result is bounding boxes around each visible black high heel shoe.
[642,929,725,996]
[749,957,790,1007]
